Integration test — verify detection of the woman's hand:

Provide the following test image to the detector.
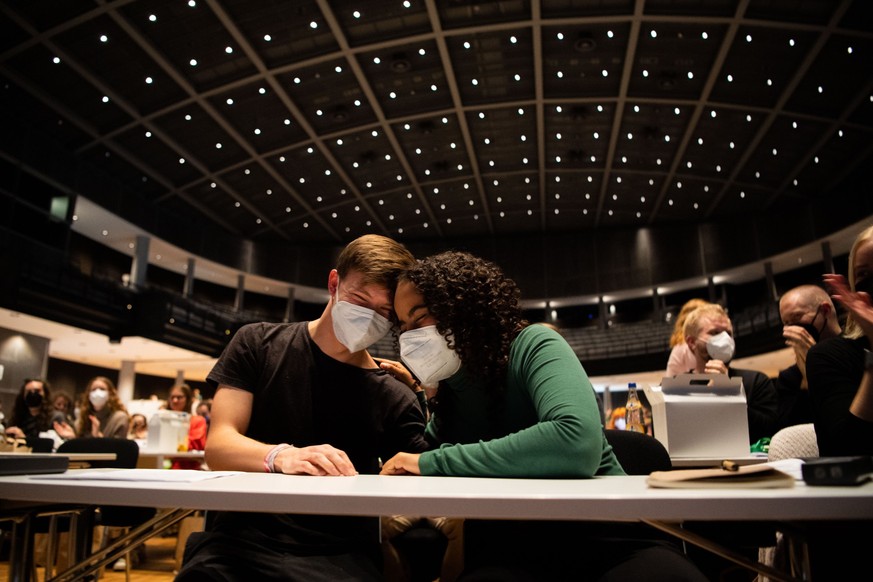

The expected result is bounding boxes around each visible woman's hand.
[825,273,873,340]
[89,414,102,437]
[377,359,420,392]
[53,421,76,440]
[5,426,24,439]
[380,452,422,475]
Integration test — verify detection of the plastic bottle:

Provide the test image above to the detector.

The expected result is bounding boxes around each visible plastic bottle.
[624,382,645,433]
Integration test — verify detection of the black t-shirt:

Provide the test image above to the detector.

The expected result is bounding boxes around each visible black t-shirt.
[807,335,873,456]
[206,322,428,552]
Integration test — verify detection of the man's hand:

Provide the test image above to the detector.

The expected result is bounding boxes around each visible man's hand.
[273,444,357,476]
[4,426,24,439]
[783,325,816,356]
[380,452,422,475]
[704,359,728,375]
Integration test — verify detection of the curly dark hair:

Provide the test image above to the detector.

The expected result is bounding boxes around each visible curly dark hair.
[400,251,528,397]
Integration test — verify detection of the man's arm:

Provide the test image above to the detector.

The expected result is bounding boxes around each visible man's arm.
[205,385,357,476]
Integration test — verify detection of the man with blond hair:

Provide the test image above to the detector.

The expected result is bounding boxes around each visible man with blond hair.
[684,304,778,443]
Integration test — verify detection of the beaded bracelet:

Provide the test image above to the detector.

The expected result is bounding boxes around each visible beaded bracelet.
[264,443,292,473]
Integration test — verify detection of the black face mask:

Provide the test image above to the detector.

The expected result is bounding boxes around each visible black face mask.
[24,391,44,407]
[798,307,823,344]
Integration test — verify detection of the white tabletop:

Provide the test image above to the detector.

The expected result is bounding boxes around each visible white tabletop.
[0,472,870,523]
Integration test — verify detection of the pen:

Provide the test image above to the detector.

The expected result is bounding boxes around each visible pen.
[721,460,739,472]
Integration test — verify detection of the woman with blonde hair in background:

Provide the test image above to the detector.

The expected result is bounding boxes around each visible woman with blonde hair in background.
[665,298,711,377]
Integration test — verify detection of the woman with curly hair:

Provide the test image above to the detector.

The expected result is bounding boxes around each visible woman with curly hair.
[5,378,65,440]
[379,251,705,581]
[57,376,129,439]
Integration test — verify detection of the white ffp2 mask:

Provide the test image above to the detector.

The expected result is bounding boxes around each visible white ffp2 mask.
[706,331,735,363]
[89,388,109,410]
[332,300,392,353]
[399,325,462,387]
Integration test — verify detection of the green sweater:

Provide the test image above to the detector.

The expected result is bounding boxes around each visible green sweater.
[419,325,624,478]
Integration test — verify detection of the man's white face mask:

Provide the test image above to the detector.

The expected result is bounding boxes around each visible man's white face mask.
[331,300,392,353]
[706,331,735,363]
[399,325,462,387]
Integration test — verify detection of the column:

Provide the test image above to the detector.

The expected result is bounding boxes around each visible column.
[234,275,245,313]
[707,276,717,304]
[821,240,835,274]
[183,258,196,298]
[764,261,778,302]
[284,286,296,323]
[130,235,150,290]
[598,296,608,330]
[118,360,136,403]
[176,370,185,385]
[651,287,661,323]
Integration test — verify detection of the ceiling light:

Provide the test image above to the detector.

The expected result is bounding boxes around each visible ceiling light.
[226,47,233,54]
[101,96,109,103]
[789,38,795,46]
[602,70,608,77]
[556,33,564,40]
[607,30,614,38]
[226,98,233,105]
[651,30,657,38]
[593,132,599,139]
[353,10,361,18]
[642,70,649,77]
[702,32,708,39]
[472,79,478,86]
[464,41,471,49]
[254,128,261,135]
[633,105,640,113]
[335,66,342,73]
[557,71,563,79]
[256,218,262,224]
[149,14,157,22]
[727,74,733,82]
[52,56,61,64]
[188,0,196,6]
[389,91,396,99]
[145,131,151,137]
[264,34,272,42]
[419,48,426,56]
[510,36,517,44]
[145,77,153,84]
[597,105,603,112]
[746,34,752,42]
[189,59,198,66]
[310,21,318,29]
[514,74,521,81]
[215,143,222,149]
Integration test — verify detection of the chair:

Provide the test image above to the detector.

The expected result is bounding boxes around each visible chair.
[768,423,818,461]
[52,438,156,581]
[603,429,672,474]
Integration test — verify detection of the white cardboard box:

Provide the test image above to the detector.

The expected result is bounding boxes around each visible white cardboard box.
[643,374,750,459]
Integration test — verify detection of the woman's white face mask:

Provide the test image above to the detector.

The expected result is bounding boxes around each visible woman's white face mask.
[399,325,462,387]
[331,300,392,353]
[89,388,109,410]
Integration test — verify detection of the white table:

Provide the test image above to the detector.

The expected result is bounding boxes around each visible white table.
[137,450,205,469]
[1,472,870,582]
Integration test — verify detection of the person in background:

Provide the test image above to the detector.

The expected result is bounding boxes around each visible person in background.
[683,304,778,443]
[177,234,428,582]
[195,398,212,428]
[807,224,873,456]
[166,383,207,469]
[52,391,77,426]
[775,285,842,432]
[128,413,148,441]
[380,251,705,581]
[5,378,65,440]
[665,298,711,377]
[56,376,129,439]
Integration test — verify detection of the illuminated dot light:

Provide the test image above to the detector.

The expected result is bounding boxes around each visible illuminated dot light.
[52,56,61,64]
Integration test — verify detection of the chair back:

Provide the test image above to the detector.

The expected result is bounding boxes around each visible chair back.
[768,423,818,462]
[26,436,55,453]
[57,438,140,468]
[604,429,672,475]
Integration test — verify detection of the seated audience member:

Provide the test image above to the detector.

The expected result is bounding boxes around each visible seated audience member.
[52,390,77,426]
[775,285,842,431]
[380,251,705,581]
[176,235,428,582]
[56,376,129,439]
[195,398,212,427]
[166,383,207,469]
[5,378,66,440]
[682,304,778,443]
[807,225,873,456]
[666,298,710,377]
[128,413,149,441]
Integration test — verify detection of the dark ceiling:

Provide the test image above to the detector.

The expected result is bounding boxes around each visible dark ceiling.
[1,0,872,264]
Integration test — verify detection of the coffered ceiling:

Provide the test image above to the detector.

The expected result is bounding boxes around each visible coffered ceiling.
[2,0,872,249]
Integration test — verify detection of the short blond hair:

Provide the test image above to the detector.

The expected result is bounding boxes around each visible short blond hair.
[846,225,873,339]
[683,303,729,340]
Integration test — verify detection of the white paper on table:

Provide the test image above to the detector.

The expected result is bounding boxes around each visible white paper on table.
[765,458,805,481]
[30,469,242,482]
